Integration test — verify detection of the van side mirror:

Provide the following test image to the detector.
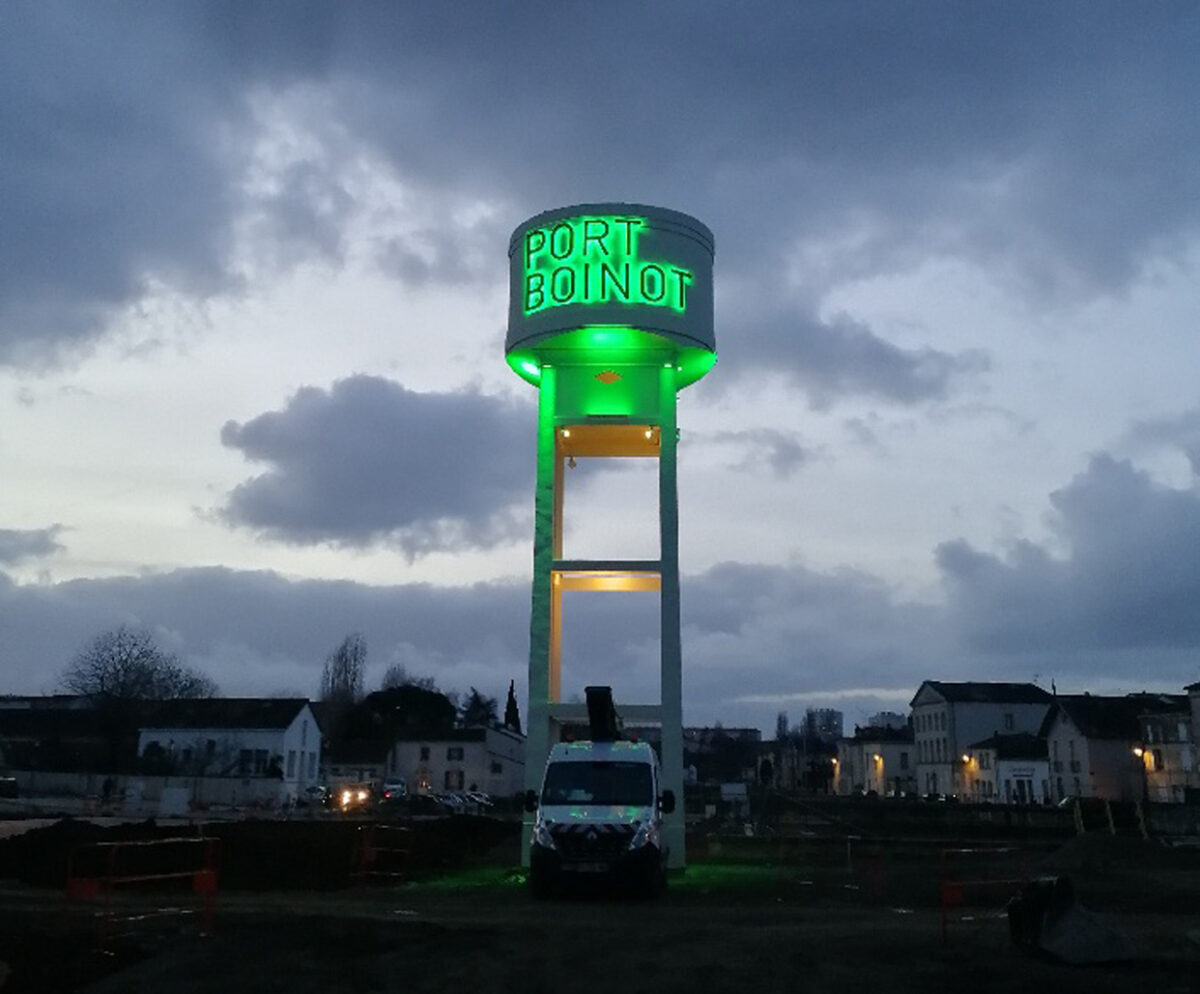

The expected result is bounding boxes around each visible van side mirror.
[660,789,676,814]
[523,789,539,813]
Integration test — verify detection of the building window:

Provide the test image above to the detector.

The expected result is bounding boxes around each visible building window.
[899,752,908,770]
[420,746,430,761]
[1152,749,1163,772]
[491,760,503,775]
[447,746,464,761]
[445,769,464,790]
[1003,713,1014,731]
[239,749,252,775]
[286,750,297,777]
[253,749,268,775]
[308,753,317,779]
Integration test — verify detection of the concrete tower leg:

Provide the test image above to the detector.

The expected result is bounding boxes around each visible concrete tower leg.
[521,365,557,868]
[658,364,686,869]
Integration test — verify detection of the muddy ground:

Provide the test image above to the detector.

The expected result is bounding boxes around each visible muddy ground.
[0,818,1197,993]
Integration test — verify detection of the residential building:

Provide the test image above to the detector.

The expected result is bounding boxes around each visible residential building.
[801,708,844,743]
[834,724,915,797]
[389,725,525,798]
[323,740,389,787]
[962,732,1049,804]
[682,726,762,784]
[1138,696,1193,803]
[911,681,1053,798]
[136,698,322,795]
[867,711,908,731]
[1041,693,1187,803]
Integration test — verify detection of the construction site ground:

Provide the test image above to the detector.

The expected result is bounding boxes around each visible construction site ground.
[0,815,1197,993]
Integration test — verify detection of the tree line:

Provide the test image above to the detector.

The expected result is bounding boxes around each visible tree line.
[57,625,520,735]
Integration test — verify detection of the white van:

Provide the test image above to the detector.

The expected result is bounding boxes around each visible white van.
[525,737,675,898]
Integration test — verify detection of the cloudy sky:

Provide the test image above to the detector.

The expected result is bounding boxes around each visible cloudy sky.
[3,3,1200,734]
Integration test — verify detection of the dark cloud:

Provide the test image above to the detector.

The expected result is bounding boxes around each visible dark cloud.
[219,376,535,556]
[1128,408,1200,475]
[0,566,531,701]
[0,559,949,732]
[706,428,812,479]
[714,301,989,406]
[3,4,1196,378]
[937,454,1200,682]
[0,525,64,565]
[0,6,240,362]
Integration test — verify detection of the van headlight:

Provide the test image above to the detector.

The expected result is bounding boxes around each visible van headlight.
[533,820,557,850]
[628,820,652,850]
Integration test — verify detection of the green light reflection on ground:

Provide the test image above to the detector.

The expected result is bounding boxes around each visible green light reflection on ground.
[400,861,783,894]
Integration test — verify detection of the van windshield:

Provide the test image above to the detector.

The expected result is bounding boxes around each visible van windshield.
[541,761,653,806]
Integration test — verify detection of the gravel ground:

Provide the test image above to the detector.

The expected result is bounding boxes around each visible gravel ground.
[0,860,1197,992]
[0,819,1197,993]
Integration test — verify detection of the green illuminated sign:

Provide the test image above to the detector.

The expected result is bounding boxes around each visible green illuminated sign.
[523,215,694,316]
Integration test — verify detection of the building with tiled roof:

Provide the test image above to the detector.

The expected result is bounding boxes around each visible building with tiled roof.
[1039,693,1186,803]
[910,681,1053,798]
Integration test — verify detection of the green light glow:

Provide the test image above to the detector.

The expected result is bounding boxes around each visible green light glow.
[505,325,716,392]
[523,214,693,317]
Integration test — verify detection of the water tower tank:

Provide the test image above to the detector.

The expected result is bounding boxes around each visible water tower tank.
[506,203,716,396]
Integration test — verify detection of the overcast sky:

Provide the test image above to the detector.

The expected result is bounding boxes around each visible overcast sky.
[3,3,1199,733]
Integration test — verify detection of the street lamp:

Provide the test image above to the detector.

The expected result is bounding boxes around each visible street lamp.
[1132,745,1150,804]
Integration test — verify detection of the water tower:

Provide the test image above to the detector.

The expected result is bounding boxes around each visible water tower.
[506,204,716,868]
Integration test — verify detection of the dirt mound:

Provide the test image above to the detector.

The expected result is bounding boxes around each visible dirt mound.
[1038,832,1199,874]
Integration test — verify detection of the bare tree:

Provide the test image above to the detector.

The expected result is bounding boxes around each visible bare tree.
[320,633,367,707]
[380,663,437,692]
[60,626,218,701]
[59,625,217,773]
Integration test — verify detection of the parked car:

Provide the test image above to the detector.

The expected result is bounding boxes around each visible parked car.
[381,778,407,801]
[298,784,329,808]
[436,792,467,814]
[406,793,451,816]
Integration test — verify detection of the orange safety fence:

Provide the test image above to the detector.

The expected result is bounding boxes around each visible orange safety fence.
[353,824,411,883]
[65,836,219,948]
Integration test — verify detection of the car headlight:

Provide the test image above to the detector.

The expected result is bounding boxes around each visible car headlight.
[533,820,557,850]
[628,820,652,850]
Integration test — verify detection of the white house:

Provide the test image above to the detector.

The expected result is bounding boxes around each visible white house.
[1040,693,1186,803]
[136,698,322,797]
[834,724,915,797]
[962,732,1049,804]
[911,681,1053,798]
[388,725,525,798]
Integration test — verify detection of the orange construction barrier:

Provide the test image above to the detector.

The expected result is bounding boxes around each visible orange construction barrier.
[65,836,219,948]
